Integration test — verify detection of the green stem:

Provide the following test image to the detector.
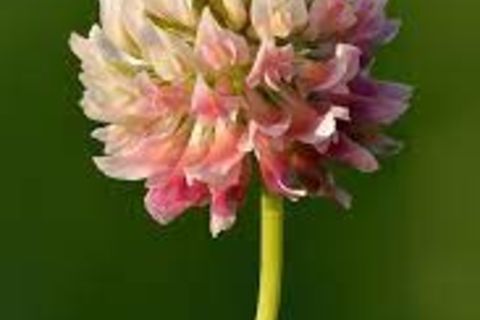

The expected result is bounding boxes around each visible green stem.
[254,190,284,320]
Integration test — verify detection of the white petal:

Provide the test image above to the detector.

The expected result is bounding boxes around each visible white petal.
[143,0,197,27]
[99,0,132,52]
[121,0,195,81]
[210,213,236,238]
[314,112,336,139]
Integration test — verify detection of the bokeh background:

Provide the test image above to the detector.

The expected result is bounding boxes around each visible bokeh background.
[1,0,479,319]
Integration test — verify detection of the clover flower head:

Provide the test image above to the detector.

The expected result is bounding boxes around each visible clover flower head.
[71,0,412,237]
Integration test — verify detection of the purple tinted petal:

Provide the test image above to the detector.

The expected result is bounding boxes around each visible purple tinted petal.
[329,134,379,172]
[348,76,412,124]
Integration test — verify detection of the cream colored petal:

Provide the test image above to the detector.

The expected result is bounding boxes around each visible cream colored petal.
[70,28,151,123]
[143,0,197,27]
[99,0,133,52]
[222,0,248,30]
[121,0,195,81]
[250,0,308,39]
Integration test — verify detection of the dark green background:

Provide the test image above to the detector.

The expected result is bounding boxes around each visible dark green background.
[1,1,479,319]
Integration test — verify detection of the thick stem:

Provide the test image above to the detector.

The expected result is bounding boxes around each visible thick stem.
[254,190,284,320]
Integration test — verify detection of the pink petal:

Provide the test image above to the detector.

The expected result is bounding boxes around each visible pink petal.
[145,174,209,225]
[191,76,232,123]
[257,138,352,207]
[209,160,251,237]
[298,44,361,93]
[93,120,191,180]
[177,121,214,168]
[244,89,291,137]
[255,134,307,200]
[280,91,349,150]
[246,40,295,90]
[305,0,357,40]
[194,8,250,72]
[278,91,320,137]
[137,75,191,114]
[260,140,353,208]
[185,121,247,186]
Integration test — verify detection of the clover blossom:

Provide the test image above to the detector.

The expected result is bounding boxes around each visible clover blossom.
[71,0,411,237]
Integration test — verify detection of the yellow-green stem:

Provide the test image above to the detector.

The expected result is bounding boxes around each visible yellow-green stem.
[254,190,284,320]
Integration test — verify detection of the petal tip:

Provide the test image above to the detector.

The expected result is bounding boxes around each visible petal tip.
[210,214,236,238]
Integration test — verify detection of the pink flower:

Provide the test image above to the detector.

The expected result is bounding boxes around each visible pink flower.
[71,0,411,236]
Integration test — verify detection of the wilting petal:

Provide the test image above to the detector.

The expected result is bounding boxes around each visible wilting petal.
[328,134,379,172]
[280,91,324,137]
[247,40,295,90]
[251,0,308,39]
[255,134,308,200]
[244,89,291,137]
[350,75,413,101]
[281,141,354,207]
[332,184,353,209]
[143,0,198,28]
[145,174,209,225]
[348,75,412,125]
[366,133,404,156]
[289,144,328,192]
[350,96,410,125]
[209,160,250,237]
[194,8,250,72]
[279,90,349,150]
[305,0,357,40]
[348,0,400,54]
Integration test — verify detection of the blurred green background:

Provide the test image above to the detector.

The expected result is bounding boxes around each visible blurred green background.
[1,0,479,319]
